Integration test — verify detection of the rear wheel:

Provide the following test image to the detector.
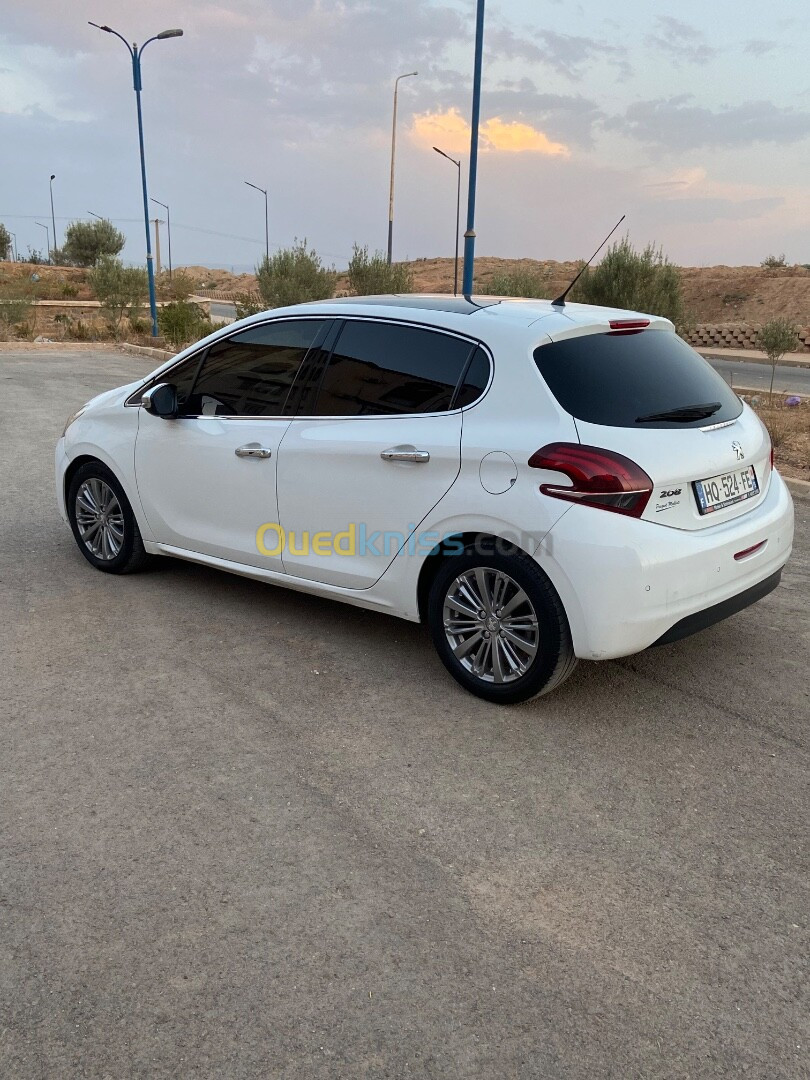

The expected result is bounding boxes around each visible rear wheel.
[427,545,577,704]
[67,462,150,574]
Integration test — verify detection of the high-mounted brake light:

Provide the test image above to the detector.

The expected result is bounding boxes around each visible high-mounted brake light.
[528,443,653,518]
[608,318,650,335]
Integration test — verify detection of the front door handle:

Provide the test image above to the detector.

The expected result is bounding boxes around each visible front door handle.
[235,445,272,459]
[380,445,430,463]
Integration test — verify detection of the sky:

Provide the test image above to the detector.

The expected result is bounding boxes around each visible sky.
[1,0,808,271]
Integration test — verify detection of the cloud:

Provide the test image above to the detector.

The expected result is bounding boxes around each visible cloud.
[743,39,778,57]
[410,108,570,156]
[645,16,717,65]
[609,96,810,151]
[488,25,631,81]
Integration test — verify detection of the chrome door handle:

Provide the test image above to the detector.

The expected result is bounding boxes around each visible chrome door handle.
[380,445,430,463]
[235,445,272,459]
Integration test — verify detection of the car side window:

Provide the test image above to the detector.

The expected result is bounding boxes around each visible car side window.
[184,320,328,417]
[452,347,491,408]
[164,354,204,411]
[312,320,475,417]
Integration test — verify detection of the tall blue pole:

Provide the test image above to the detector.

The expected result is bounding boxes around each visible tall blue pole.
[462,0,485,298]
[132,47,159,337]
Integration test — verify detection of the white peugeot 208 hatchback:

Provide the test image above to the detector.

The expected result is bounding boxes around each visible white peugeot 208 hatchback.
[56,295,794,704]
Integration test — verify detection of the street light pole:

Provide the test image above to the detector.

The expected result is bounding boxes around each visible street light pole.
[49,174,57,254]
[244,182,269,263]
[150,197,172,276]
[462,0,485,297]
[35,222,50,261]
[387,70,417,265]
[89,22,183,336]
[433,147,461,296]
[10,232,17,261]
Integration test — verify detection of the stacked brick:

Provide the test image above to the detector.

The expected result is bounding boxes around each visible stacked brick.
[686,325,810,353]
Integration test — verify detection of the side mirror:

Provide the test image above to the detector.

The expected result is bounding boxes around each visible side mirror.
[141,382,178,418]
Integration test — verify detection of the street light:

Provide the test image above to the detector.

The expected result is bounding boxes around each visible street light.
[387,70,417,265]
[89,21,184,336]
[49,174,57,253]
[87,211,104,220]
[433,147,461,296]
[35,221,50,261]
[10,232,17,261]
[244,181,269,262]
[462,0,485,297]
[150,197,172,277]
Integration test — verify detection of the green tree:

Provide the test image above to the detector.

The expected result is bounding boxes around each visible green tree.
[62,218,126,267]
[761,254,787,269]
[158,300,219,348]
[487,265,551,299]
[88,256,148,336]
[0,223,12,260]
[255,240,336,309]
[757,317,799,400]
[572,236,685,330]
[347,244,414,295]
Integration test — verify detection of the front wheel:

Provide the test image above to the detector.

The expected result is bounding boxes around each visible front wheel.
[67,462,150,574]
[427,546,577,704]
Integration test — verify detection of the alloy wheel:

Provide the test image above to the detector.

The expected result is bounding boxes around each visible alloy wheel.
[75,478,125,561]
[442,567,540,684]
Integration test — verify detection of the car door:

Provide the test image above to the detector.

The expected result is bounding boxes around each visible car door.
[134,318,330,571]
[276,318,478,589]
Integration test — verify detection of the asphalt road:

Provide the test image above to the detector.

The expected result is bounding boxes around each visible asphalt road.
[1,349,808,1079]
[707,357,810,396]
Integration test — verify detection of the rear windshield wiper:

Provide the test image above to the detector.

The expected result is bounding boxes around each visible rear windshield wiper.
[635,402,722,423]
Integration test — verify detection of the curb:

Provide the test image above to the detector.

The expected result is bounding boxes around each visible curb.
[784,477,810,499]
[119,342,176,363]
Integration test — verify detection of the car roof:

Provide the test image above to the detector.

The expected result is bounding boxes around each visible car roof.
[282,294,671,334]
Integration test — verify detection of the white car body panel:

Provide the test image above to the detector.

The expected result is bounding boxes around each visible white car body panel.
[56,296,795,666]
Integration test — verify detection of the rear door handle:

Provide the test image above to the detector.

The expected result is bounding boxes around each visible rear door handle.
[380,445,431,463]
[235,445,272,459]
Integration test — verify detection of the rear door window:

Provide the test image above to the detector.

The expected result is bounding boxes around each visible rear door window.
[312,320,475,416]
[534,331,742,429]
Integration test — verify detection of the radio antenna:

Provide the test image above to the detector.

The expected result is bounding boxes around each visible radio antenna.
[551,214,626,308]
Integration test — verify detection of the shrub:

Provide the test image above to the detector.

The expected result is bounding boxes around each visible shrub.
[572,236,685,329]
[255,240,337,309]
[347,244,414,295]
[88,256,148,336]
[234,292,263,319]
[487,265,551,299]
[156,270,196,302]
[0,223,11,260]
[157,300,218,349]
[62,219,126,267]
[757,318,799,400]
[761,254,787,270]
[59,280,79,299]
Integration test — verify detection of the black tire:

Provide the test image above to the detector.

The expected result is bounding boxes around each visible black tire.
[427,543,578,704]
[67,461,150,575]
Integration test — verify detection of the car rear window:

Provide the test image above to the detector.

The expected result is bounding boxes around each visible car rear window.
[533,330,743,429]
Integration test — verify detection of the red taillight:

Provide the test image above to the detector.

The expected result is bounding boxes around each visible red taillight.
[608,318,650,336]
[528,443,654,518]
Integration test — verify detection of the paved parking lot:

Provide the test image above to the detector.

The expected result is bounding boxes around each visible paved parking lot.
[1,348,808,1078]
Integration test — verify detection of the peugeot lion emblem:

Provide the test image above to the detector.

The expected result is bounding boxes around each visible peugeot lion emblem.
[732,441,744,461]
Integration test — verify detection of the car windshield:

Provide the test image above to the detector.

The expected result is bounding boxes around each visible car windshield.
[533,330,743,429]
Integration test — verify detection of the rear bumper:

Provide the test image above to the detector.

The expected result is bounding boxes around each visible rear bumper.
[650,568,782,647]
[535,470,794,660]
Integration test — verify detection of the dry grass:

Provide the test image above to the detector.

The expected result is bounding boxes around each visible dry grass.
[747,395,809,481]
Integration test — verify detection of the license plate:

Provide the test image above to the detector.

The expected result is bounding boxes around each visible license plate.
[694,465,759,514]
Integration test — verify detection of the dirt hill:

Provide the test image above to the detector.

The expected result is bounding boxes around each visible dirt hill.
[3,258,809,325]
